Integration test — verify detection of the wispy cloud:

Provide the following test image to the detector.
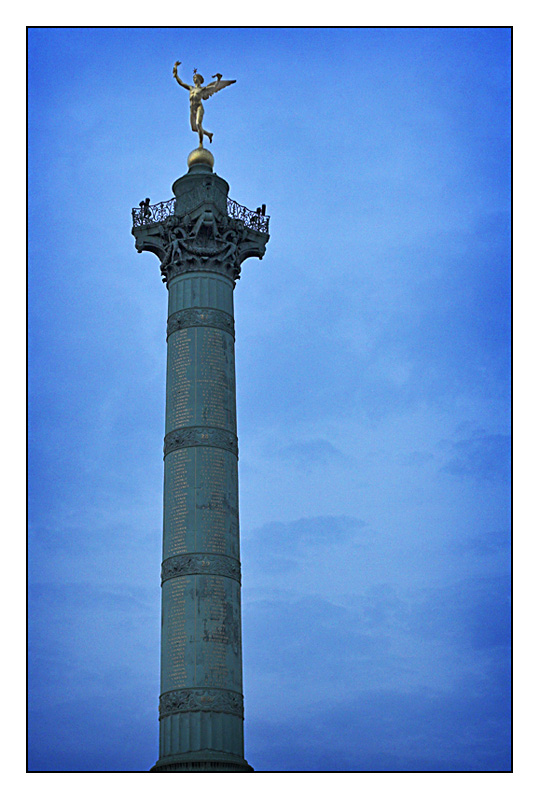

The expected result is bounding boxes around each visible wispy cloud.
[442,430,510,483]
[278,439,347,471]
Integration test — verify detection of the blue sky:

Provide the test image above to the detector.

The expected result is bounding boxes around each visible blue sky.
[28,27,511,772]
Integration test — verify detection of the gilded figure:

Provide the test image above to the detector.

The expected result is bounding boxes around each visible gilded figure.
[173,62,236,148]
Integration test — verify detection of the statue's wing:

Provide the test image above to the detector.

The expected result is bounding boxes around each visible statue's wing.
[202,79,236,99]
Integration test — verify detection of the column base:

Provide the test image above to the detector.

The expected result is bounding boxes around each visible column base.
[151,750,254,772]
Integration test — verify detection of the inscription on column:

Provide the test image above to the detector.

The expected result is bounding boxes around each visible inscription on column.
[165,576,189,687]
[208,575,229,688]
[200,449,226,554]
[166,449,189,557]
[168,329,195,429]
[200,575,230,688]
[197,449,239,557]
[199,328,235,430]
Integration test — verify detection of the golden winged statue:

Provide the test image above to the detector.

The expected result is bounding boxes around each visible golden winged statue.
[173,62,236,148]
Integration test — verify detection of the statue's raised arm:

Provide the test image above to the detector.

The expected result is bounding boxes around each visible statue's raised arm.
[172,61,192,91]
[173,63,236,149]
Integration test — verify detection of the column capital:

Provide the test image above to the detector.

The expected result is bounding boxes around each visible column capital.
[131,169,269,285]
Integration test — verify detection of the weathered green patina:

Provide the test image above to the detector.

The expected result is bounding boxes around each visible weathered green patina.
[132,148,269,772]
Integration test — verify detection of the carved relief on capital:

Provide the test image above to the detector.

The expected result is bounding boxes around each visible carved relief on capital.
[158,211,243,283]
[167,308,235,339]
[159,688,244,719]
[164,426,238,457]
[134,204,268,284]
[161,553,241,584]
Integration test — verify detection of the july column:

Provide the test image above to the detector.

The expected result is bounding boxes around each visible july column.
[132,149,269,772]
[157,265,248,768]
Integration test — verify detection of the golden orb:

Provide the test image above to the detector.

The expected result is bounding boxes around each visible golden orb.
[187,147,215,170]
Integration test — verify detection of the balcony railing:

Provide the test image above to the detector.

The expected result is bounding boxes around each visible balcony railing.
[226,198,270,234]
[132,196,269,235]
[132,198,176,228]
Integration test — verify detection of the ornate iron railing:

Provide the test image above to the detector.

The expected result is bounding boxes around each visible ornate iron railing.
[132,198,176,228]
[132,196,269,235]
[227,198,270,234]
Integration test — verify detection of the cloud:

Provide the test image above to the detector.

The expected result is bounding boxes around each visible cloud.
[242,515,369,577]
[28,581,160,770]
[243,576,510,771]
[442,430,510,483]
[454,528,510,557]
[246,515,367,550]
[246,682,511,771]
[28,692,157,772]
[399,450,435,466]
[407,574,511,650]
[242,517,511,771]
[278,439,347,471]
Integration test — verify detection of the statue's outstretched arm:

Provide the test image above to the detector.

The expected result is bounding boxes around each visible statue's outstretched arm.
[172,61,191,90]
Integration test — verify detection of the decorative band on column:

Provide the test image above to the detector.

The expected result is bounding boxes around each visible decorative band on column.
[161,553,241,584]
[159,688,244,719]
[164,426,238,457]
[167,307,235,339]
